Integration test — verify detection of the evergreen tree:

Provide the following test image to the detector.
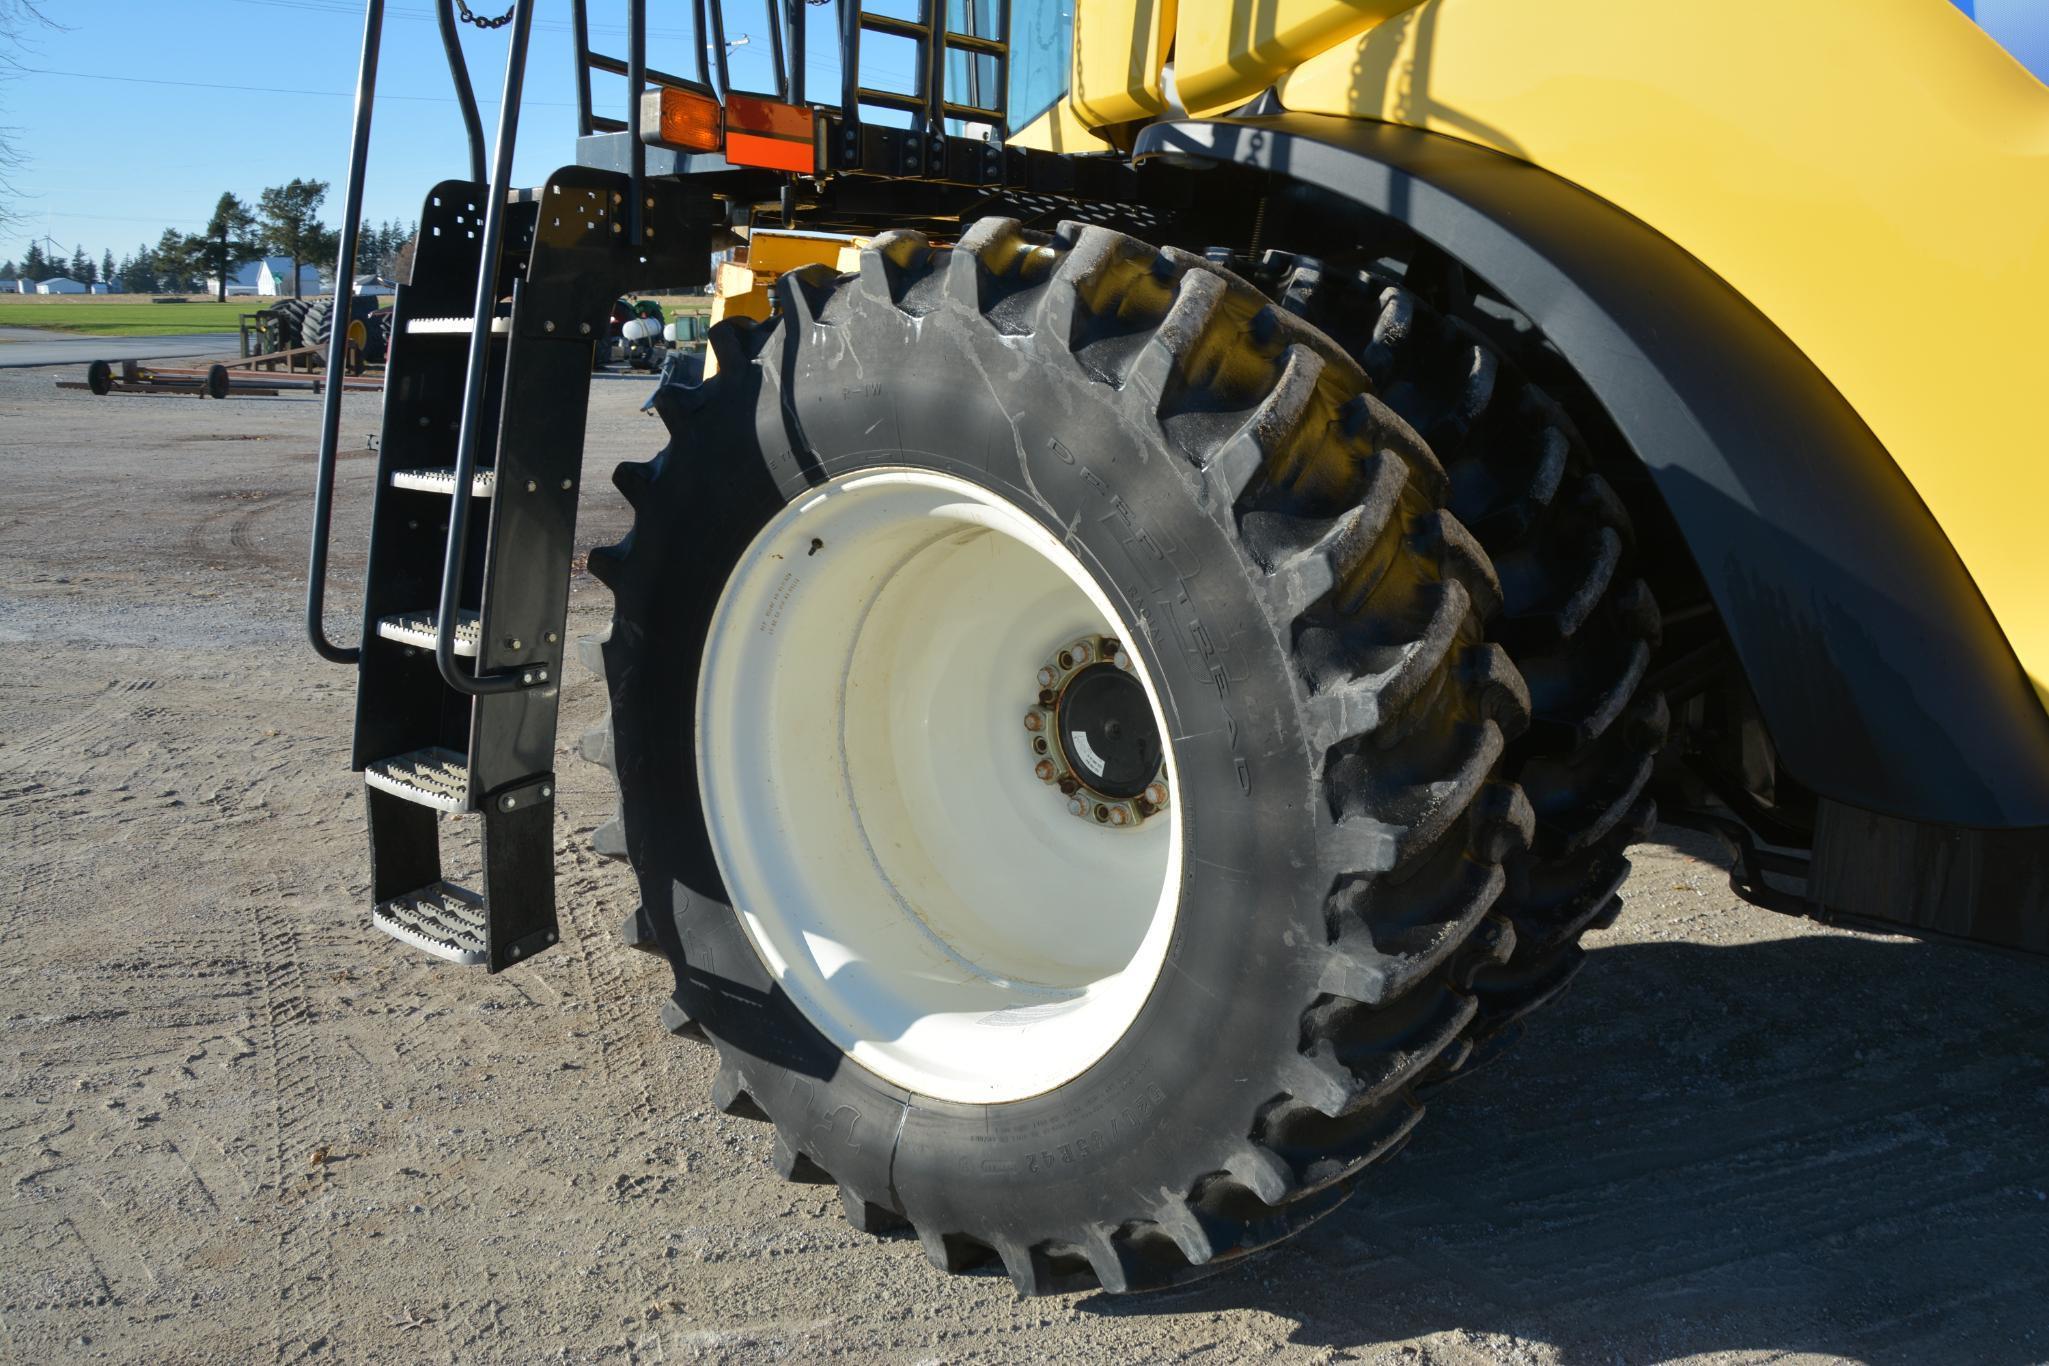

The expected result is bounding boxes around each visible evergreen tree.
[0,257,13,279]
[192,192,259,301]
[154,227,195,292]
[22,240,44,280]
[255,179,334,298]
[100,249,115,289]
[70,246,90,282]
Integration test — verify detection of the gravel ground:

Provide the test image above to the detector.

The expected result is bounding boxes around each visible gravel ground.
[2,360,2046,1364]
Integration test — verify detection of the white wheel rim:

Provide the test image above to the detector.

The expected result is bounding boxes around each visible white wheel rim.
[697,470,1183,1103]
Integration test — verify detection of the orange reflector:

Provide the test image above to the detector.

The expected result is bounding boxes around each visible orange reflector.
[640,86,722,153]
[724,94,815,173]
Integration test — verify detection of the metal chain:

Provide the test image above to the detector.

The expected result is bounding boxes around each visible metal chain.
[454,0,516,28]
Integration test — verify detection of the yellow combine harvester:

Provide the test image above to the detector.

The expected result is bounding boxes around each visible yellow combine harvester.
[303,0,2048,1293]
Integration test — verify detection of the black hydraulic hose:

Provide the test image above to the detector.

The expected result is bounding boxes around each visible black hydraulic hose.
[438,0,489,184]
[435,0,537,698]
[306,0,384,667]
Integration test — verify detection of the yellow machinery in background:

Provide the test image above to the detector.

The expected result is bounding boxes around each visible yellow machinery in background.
[703,230,867,376]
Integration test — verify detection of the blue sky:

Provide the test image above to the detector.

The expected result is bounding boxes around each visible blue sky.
[0,0,800,268]
[3,0,2045,272]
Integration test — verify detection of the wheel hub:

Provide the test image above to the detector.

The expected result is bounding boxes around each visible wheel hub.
[1025,636,1168,827]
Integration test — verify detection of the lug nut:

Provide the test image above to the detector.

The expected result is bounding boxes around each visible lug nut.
[1037,667,1057,688]
[1038,688,1056,706]
[1024,712,1042,732]
[1034,759,1056,782]
[1068,797,1086,816]
[1145,782,1168,807]
[1071,640,1092,663]
[1107,807,1129,826]
[1102,638,1120,658]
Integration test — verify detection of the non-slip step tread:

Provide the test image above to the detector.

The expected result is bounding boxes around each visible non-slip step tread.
[391,467,497,497]
[364,747,470,813]
[407,315,512,335]
[373,881,487,965]
[376,609,481,657]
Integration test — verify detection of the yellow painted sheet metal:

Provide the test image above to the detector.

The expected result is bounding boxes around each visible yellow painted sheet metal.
[1011,93,1114,153]
[1172,0,1420,115]
[1071,0,1177,125]
[1278,0,2049,708]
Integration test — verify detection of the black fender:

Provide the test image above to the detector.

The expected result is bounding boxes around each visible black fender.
[1135,114,2049,829]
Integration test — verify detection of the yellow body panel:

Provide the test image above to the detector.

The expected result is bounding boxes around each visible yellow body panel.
[1011,95,1115,153]
[1171,0,1412,114]
[1071,0,1177,125]
[1254,0,2049,707]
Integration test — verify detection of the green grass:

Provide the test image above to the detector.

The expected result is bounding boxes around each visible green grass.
[0,294,274,336]
[0,291,707,337]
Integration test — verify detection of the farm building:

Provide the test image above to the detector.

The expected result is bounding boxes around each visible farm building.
[35,277,86,295]
[206,257,323,298]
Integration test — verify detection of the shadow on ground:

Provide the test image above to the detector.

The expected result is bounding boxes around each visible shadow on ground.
[1083,831,2049,1362]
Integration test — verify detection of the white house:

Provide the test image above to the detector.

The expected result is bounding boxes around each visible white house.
[89,282,111,295]
[206,257,322,298]
[35,277,86,295]
[259,257,321,296]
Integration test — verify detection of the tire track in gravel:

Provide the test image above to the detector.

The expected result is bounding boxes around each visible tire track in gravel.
[250,896,340,1365]
[178,492,295,576]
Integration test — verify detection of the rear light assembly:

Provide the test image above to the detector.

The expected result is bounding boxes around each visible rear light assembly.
[639,83,817,176]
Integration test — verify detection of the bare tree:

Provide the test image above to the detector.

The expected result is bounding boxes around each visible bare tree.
[0,2,57,234]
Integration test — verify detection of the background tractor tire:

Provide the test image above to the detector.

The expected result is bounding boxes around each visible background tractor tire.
[1244,249,1665,1050]
[299,297,333,361]
[266,297,311,353]
[583,220,1542,1295]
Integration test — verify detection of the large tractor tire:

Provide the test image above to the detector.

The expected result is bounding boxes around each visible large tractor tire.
[1246,251,1665,1051]
[584,221,1539,1294]
[267,297,311,352]
[300,297,334,361]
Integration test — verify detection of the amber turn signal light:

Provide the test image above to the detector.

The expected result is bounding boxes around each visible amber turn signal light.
[638,86,722,153]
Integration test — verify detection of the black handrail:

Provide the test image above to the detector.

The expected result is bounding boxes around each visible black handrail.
[306,0,384,667]
[786,0,805,105]
[571,0,596,136]
[434,0,540,698]
[627,0,646,246]
[437,0,489,183]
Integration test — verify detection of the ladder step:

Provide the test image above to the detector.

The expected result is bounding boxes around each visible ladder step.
[391,466,496,497]
[365,747,470,813]
[407,315,512,335]
[373,881,487,965]
[377,609,481,656]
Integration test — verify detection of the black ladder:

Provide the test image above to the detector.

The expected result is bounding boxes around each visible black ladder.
[306,2,705,972]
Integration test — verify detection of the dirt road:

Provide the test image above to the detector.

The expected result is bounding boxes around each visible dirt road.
[2,363,2045,1364]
